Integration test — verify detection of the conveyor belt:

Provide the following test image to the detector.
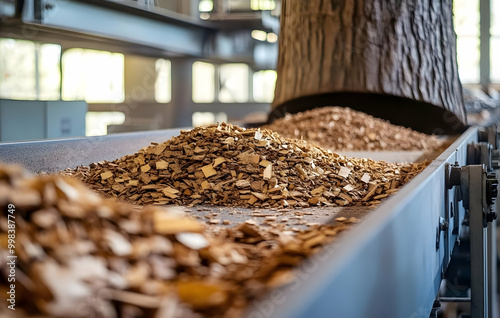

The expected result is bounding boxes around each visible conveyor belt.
[181,205,373,230]
[0,127,473,318]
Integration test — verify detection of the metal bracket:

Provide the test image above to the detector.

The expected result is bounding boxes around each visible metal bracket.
[436,216,449,251]
[446,163,497,318]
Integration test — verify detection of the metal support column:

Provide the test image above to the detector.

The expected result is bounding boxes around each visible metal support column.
[469,165,488,317]
[488,219,497,318]
[480,0,491,92]
[170,57,196,128]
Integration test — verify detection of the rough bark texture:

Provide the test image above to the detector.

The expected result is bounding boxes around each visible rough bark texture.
[271,0,467,134]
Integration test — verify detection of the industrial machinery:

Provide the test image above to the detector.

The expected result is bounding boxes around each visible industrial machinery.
[0,124,499,318]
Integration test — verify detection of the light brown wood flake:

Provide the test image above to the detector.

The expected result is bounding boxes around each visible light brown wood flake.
[155,160,169,170]
[257,140,269,147]
[311,186,325,196]
[101,171,113,180]
[141,164,151,173]
[248,195,258,205]
[259,160,271,167]
[343,184,355,192]
[263,164,273,180]
[153,210,203,234]
[201,181,210,191]
[162,187,180,198]
[134,156,146,165]
[223,137,235,145]
[194,146,207,154]
[362,185,379,201]
[128,180,139,186]
[153,143,167,155]
[361,173,371,183]
[338,166,351,178]
[213,157,226,167]
[235,179,251,188]
[373,193,389,200]
[202,164,217,178]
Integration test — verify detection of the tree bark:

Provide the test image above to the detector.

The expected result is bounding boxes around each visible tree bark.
[271,0,467,134]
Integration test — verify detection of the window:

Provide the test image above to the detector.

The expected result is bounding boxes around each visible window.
[85,111,125,136]
[62,48,124,103]
[192,61,215,103]
[227,0,251,11]
[155,59,171,103]
[250,0,276,11]
[493,0,500,35]
[219,63,249,103]
[253,70,276,102]
[38,43,62,100]
[192,112,227,127]
[492,0,500,82]
[453,0,480,84]
[198,0,276,17]
[453,0,500,86]
[492,39,500,82]
[0,38,61,100]
[456,37,481,84]
[193,62,273,104]
[199,0,213,12]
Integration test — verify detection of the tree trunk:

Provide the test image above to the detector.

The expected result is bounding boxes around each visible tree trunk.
[271,0,467,135]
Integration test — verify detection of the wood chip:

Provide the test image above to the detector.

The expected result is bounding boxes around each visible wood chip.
[263,164,273,180]
[213,157,226,167]
[101,171,113,180]
[343,184,355,192]
[235,180,251,188]
[162,186,179,199]
[338,166,351,178]
[156,160,169,170]
[361,173,371,183]
[311,186,325,196]
[260,160,271,167]
[176,233,209,250]
[202,164,217,178]
[154,210,203,234]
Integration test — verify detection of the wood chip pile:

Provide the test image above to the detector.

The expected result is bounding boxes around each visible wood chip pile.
[263,106,443,151]
[67,123,428,208]
[0,164,355,318]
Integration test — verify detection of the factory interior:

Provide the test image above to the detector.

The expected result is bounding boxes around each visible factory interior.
[1,0,500,317]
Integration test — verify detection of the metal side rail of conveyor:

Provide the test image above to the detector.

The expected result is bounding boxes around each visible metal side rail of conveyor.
[246,125,500,318]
